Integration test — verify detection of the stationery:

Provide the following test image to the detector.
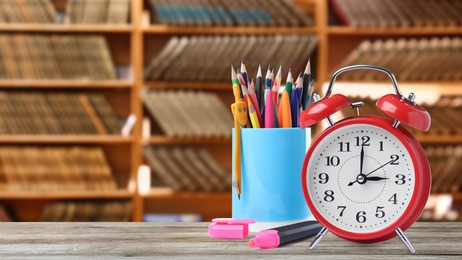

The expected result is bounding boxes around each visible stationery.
[248,221,322,249]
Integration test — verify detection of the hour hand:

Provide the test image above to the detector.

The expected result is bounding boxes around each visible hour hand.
[365,176,389,181]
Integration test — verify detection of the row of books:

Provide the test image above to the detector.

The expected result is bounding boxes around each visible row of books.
[149,0,312,27]
[0,92,121,135]
[0,201,132,222]
[338,38,462,82]
[341,96,462,137]
[143,213,201,222]
[143,90,232,138]
[330,0,462,28]
[428,145,462,194]
[144,35,317,82]
[144,146,231,192]
[66,0,130,24]
[0,0,55,23]
[0,34,116,80]
[41,200,132,221]
[0,0,130,24]
[0,146,117,192]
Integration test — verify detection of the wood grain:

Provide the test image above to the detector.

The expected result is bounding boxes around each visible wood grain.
[0,222,460,258]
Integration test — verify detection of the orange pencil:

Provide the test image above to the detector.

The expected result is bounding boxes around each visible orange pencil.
[279,90,292,128]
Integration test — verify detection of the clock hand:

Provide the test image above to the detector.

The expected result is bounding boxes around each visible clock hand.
[348,158,395,186]
[365,176,389,181]
[359,145,365,175]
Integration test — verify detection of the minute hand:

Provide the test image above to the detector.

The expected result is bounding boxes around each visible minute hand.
[348,159,394,186]
[364,159,394,177]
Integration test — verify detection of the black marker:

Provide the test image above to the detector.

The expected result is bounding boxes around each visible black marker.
[248,221,322,249]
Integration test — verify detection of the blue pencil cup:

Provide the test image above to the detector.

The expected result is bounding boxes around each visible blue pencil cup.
[232,128,311,230]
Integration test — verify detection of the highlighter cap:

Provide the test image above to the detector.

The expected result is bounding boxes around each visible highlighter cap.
[208,218,255,239]
[248,230,280,249]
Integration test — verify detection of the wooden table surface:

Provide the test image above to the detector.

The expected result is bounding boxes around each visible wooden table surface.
[0,222,460,259]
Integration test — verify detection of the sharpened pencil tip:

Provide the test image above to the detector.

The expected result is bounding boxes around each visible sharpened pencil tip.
[305,59,311,74]
[267,64,271,70]
[238,194,240,200]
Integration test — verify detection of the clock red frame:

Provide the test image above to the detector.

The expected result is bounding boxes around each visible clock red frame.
[301,115,431,243]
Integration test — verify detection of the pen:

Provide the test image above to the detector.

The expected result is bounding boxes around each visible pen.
[248,221,323,249]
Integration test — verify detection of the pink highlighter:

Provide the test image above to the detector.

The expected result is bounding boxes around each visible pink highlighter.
[248,221,322,249]
[208,218,255,239]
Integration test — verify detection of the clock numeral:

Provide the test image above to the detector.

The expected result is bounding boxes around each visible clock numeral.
[319,173,329,184]
[325,156,340,166]
[324,190,334,202]
[355,136,370,146]
[339,142,351,152]
[337,206,346,217]
[356,211,366,223]
[379,141,384,151]
[388,193,398,205]
[390,154,399,165]
[395,174,406,185]
[375,206,385,218]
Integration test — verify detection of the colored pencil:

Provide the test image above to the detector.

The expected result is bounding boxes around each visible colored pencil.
[248,80,263,127]
[240,60,249,87]
[280,90,292,128]
[285,68,293,98]
[231,65,243,99]
[247,97,261,128]
[255,65,263,109]
[231,83,247,199]
[264,91,276,128]
[301,59,311,110]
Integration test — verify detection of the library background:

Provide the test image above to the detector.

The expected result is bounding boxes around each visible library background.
[0,0,460,222]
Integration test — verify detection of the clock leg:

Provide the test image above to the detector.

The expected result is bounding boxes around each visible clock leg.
[395,228,416,254]
[309,226,328,249]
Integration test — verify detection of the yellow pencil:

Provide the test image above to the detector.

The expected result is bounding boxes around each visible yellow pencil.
[231,83,247,199]
[247,97,261,128]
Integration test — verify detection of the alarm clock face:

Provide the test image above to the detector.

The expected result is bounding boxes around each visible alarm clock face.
[305,123,416,234]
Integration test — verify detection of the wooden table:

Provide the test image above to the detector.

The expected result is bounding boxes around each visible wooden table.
[0,222,460,259]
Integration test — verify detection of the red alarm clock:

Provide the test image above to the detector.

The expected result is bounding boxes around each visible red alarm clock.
[299,65,431,253]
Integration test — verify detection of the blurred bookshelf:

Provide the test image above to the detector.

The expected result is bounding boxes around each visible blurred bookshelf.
[0,0,139,222]
[1,0,461,223]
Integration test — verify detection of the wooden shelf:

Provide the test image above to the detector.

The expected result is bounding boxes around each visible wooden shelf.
[0,80,133,88]
[144,81,229,91]
[0,190,134,200]
[145,136,231,145]
[327,26,462,36]
[417,135,462,144]
[143,25,318,35]
[143,190,230,199]
[0,135,133,144]
[0,24,133,33]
